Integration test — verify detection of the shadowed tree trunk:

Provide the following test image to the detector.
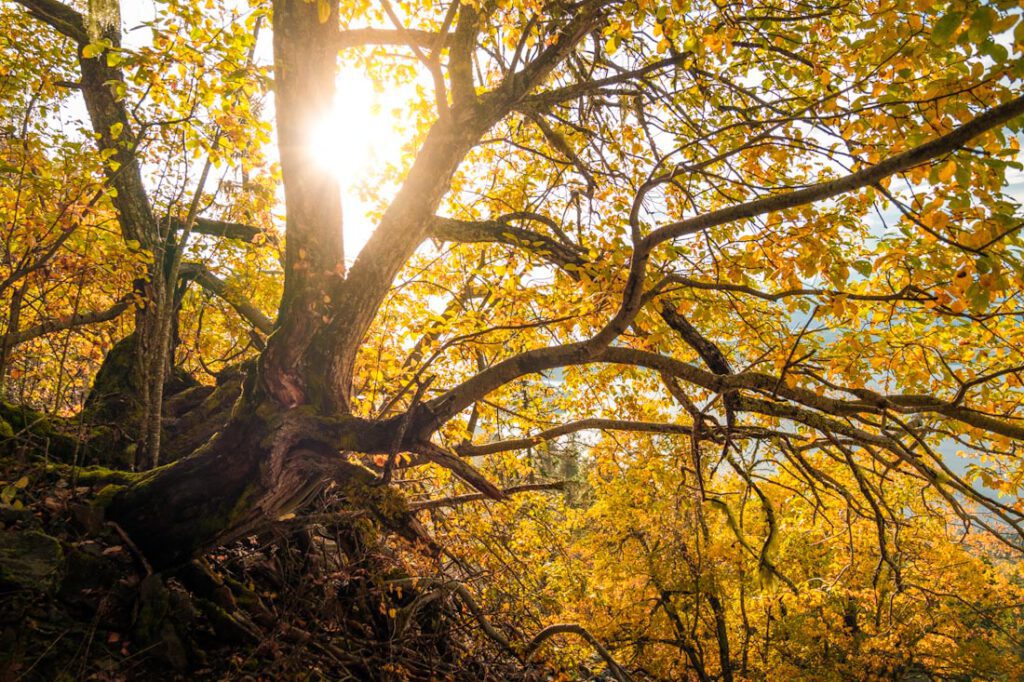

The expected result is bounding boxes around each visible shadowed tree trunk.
[27,0,174,467]
[15,0,226,470]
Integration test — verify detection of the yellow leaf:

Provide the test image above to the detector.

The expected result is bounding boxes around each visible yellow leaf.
[937,159,956,184]
[82,43,104,59]
[317,0,331,23]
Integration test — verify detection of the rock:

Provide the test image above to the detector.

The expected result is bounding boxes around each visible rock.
[134,575,194,670]
[0,530,63,592]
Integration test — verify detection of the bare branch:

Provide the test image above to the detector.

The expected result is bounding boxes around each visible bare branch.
[648,95,1024,245]
[180,262,274,335]
[409,481,566,511]
[525,623,632,682]
[0,294,134,348]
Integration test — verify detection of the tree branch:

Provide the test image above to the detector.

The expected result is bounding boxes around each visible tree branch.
[0,294,134,348]
[654,275,933,304]
[411,441,506,500]
[318,3,606,410]
[525,623,632,682]
[424,343,1024,442]
[428,216,585,268]
[336,27,448,50]
[409,481,566,511]
[13,0,87,43]
[647,94,1024,245]
[168,216,268,243]
[180,262,274,335]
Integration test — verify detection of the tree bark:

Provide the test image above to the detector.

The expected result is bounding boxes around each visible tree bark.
[103,373,407,569]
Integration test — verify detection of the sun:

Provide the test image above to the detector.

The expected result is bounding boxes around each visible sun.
[308,67,402,258]
[308,71,377,182]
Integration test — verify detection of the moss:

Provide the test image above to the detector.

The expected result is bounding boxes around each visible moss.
[161,377,243,462]
[221,574,263,610]
[226,478,263,529]
[350,516,380,548]
[252,399,282,426]
[83,333,144,423]
[93,483,127,509]
[136,574,170,643]
[58,465,144,486]
[1,400,53,433]
[340,470,408,523]
[193,598,256,645]
[0,529,64,592]
[337,431,361,451]
[81,459,174,510]
[1,403,130,467]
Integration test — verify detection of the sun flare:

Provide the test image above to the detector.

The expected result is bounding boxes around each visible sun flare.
[307,68,403,258]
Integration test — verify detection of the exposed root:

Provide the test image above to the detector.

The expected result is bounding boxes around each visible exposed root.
[0,458,564,681]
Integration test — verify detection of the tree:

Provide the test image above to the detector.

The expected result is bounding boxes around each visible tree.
[5,0,1024,674]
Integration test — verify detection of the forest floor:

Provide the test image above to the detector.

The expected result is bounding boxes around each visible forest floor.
[0,450,552,681]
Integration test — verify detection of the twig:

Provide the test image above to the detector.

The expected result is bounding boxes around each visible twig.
[107,520,153,576]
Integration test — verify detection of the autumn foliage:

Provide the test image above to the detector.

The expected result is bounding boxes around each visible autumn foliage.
[3,0,1024,679]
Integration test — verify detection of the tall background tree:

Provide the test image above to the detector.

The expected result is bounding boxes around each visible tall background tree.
[3,0,1024,678]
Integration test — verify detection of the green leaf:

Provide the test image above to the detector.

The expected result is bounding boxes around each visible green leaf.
[966,282,991,313]
[954,160,972,187]
[931,11,963,45]
[980,40,1009,64]
[968,7,995,45]
[82,43,104,59]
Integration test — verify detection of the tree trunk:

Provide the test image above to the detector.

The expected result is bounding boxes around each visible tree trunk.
[136,269,169,469]
[84,267,196,467]
[98,0,351,565]
[102,369,403,569]
[0,282,27,397]
[73,5,174,470]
